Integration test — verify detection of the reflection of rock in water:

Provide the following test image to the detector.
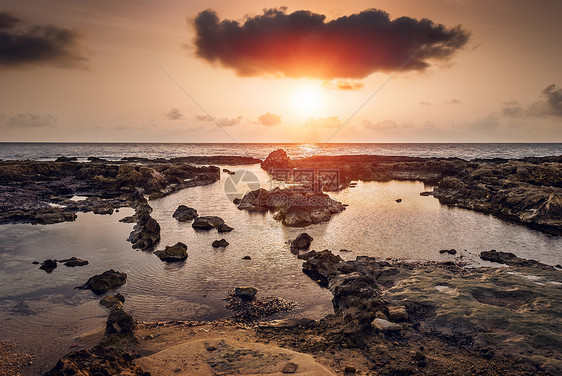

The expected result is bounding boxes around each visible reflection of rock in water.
[10,301,40,316]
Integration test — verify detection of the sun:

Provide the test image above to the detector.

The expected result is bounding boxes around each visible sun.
[292,82,325,117]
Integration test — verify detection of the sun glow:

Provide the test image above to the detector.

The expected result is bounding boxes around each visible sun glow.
[292,83,325,117]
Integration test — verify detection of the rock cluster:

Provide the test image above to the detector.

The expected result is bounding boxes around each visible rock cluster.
[127,193,161,252]
[480,249,553,269]
[225,287,296,321]
[260,149,294,171]
[237,187,345,227]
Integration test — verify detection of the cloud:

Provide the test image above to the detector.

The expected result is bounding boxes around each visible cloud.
[166,108,184,120]
[363,119,414,130]
[444,99,462,104]
[196,114,243,126]
[503,84,562,118]
[0,11,87,69]
[192,8,470,79]
[304,116,341,128]
[420,101,431,106]
[323,80,364,90]
[0,112,57,128]
[258,112,282,126]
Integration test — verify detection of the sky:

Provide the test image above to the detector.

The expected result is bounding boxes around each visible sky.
[0,0,561,143]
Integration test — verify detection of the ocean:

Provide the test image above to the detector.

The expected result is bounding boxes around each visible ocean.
[0,142,560,161]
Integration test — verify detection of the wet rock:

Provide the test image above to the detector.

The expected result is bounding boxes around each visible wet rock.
[44,345,149,376]
[223,168,235,175]
[172,205,198,221]
[242,255,252,260]
[290,233,313,254]
[217,223,234,232]
[225,290,296,321]
[233,287,257,301]
[106,305,136,335]
[99,293,125,309]
[212,239,229,248]
[439,249,457,255]
[281,362,298,373]
[233,198,241,205]
[128,197,161,252]
[420,191,434,196]
[154,242,188,262]
[192,216,225,230]
[77,269,127,295]
[387,306,408,322]
[54,156,77,162]
[60,257,89,267]
[480,250,552,268]
[395,198,402,203]
[261,149,294,171]
[372,318,402,332]
[302,250,343,287]
[39,259,57,273]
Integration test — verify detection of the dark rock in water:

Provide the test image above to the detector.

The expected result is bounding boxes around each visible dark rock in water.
[77,269,127,294]
[439,249,457,255]
[212,239,229,248]
[32,261,40,264]
[44,345,149,376]
[100,293,125,309]
[395,198,402,203]
[480,250,552,268]
[154,242,188,262]
[290,233,313,254]
[217,223,234,232]
[60,257,89,267]
[242,255,252,260]
[233,287,257,301]
[105,305,136,335]
[302,250,343,287]
[420,191,434,196]
[223,168,235,175]
[261,149,293,171]
[281,362,298,373]
[233,198,241,205]
[54,156,77,162]
[39,259,57,273]
[192,216,225,230]
[87,156,108,163]
[172,205,198,221]
[127,196,161,252]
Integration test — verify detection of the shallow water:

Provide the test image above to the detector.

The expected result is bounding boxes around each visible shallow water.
[0,164,560,373]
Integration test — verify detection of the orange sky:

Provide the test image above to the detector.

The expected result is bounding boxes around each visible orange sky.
[0,0,561,142]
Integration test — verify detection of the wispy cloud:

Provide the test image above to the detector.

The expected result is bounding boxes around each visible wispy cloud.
[304,116,341,128]
[166,108,184,120]
[323,80,364,91]
[196,114,243,126]
[502,84,562,118]
[0,112,57,128]
[257,112,282,126]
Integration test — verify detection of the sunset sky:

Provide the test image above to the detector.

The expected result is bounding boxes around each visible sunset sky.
[0,0,561,143]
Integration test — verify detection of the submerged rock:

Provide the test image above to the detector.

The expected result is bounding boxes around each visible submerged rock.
[39,259,57,273]
[60,257,89,267]
[77,269,127,295]
[290,233,313,254]
[172,205,198,221]
[154,242,188,262]
[192,216,225,230]
[217,223,234,232]
[212,239,229,248]
[100,293,125,309]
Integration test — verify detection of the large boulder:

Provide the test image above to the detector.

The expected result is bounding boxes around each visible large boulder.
[154,242,188,262]
[302,250,343,287]
[261,149,293,171]
[290,233,313,254]
[77,269,127,295]
[192,216,225,230]
[172,205,198,221]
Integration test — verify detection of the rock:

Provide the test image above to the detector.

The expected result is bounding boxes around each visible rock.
[223,168,235,175]
[290,233,313,254]
[44,345,149,376]
[54,156,77,162]
[233,287,257,301]
[77,269,127,295]
[420,191,434,196]
[154,242,188,262]
[233,198,241,205]
[217,223,234,232]
[439,249,457,255]
[261,149,294,171]
[39,259,57,273]
[172,205,198,221]
[242,256,252,260]
[372,318,402,332]
[344,366,357,374]
[281,362,298,373]
[60,257,89,267]
[127,198,161,252]
[395,198,402,203]
[480,250,552,268]
[192,216,225,230]
[302,250,343,287]
[387,306,408,322]
[100,293,125,309]
[212,239,229,247]
[32,261,39,264]
[106,306,136,335]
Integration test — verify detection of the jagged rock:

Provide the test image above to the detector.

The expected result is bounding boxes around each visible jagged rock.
[106,306,136,335]
[77,269,127,294]
[480,250,551,268]
[217,223,234,232]
[172,205,198,221]
[39,259,57,273]
[100,293,125,309]
[44,345,150,376]
[233,287,257,301]
[154,242,188,262]
[302,250,343,287]
[261,149,293,171]
[192,216,225,230]
[290,233,313,254]
[212,239,229,247]
[127,197,161,252]
[60,257,89,267]
[372,318,402,332]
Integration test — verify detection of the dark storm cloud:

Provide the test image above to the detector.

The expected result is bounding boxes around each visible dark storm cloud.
[0,11,87,69]
[192,8,470,79]
[503,84,562,118]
